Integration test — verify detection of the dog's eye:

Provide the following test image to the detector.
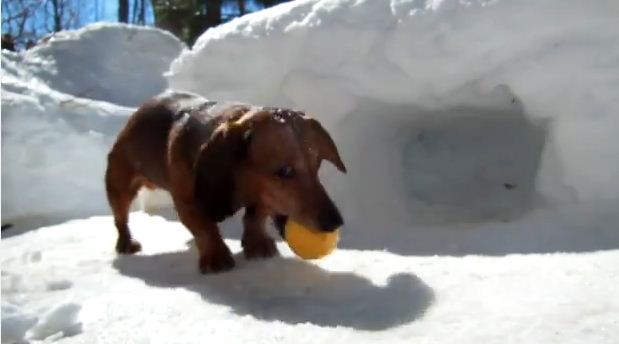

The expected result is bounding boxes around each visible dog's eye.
[274,165,295,179]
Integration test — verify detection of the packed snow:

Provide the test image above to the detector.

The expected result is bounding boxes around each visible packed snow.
[2,214,618,343]
[169,0,619,223]
[1,49,134,224]
[2,0,619,343]
[16,23,185,107]
[1,22,184,225]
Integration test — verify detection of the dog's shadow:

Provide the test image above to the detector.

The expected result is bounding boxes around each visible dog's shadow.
[113,246,434,331]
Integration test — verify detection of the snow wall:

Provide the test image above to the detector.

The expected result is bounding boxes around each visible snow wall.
[2,1,618,242]
[168,0,619,230]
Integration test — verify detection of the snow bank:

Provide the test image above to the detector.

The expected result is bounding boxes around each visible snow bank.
[2,0,618,239]
[1,23,184,225]
[1,50,134,224]
[169,0,619,226]
[19,23,184,107]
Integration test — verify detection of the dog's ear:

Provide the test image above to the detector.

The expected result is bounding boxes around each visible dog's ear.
[194,122,252,222]
[302,117,347,173]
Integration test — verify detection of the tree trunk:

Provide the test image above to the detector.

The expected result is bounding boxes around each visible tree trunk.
[237,0,246,15]
[132,0,138,23]
[51,0,62,31]
[139,0,146,24]
[118,0,129,23]
[205,0,222,28]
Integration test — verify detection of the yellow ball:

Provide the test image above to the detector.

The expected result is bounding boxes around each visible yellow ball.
[284,220,339,260]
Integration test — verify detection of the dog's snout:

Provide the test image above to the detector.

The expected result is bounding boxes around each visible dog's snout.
[318,205,343,232]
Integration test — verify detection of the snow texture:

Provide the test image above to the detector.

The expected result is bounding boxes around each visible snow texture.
[1,214,618,343]
[19,22,184,107]
[0,23,185,225]
[1,49,134,224]
[2,0,618,230]
[169,0,619,226]
[1,1,619,342]
[27,302,82,341]
[1,302,38,343]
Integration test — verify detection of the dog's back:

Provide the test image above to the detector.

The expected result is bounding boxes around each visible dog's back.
[108,91,222,189]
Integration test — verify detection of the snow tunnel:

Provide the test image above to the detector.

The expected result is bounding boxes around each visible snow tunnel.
[334,87,548,226]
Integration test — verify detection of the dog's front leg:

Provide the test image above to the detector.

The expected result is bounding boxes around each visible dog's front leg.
[242,206,278,260]
[173,198,235,274]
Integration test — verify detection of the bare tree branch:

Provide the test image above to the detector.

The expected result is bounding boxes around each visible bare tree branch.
[2,0,84,49]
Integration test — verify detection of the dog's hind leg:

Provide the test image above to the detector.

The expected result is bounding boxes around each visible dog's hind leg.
[105,150,142,254]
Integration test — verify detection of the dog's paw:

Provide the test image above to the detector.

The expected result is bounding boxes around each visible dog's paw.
[115,238,142,254]
[199,249,235,274]
[242,237,279,260]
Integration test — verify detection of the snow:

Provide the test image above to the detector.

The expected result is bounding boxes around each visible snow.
[1,303,37,343]
[1,49,135,224]
[27,302,82,340]
[19,23,185,107]
[1,298,82,343]
[1,214,618,343]
[2,0,619,342]
[169,0,619,218]
[1,23,183,225]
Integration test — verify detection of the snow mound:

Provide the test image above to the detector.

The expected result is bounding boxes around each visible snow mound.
[169,0,619,227]
[1,23,185,226]
[20,23,184,107]
[1,52,134,224]
[0,24,182,227]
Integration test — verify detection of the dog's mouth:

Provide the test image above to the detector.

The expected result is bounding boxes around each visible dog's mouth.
[273,214,288,239]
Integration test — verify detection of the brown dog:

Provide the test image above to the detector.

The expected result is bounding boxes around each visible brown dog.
[105,91,346,273]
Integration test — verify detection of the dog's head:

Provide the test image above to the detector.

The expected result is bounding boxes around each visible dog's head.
[194,107,346,232]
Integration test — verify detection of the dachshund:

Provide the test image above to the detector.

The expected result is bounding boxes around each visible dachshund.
[105,91,347,273]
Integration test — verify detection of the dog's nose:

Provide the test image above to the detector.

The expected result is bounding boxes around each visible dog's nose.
[318,206,343,232]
